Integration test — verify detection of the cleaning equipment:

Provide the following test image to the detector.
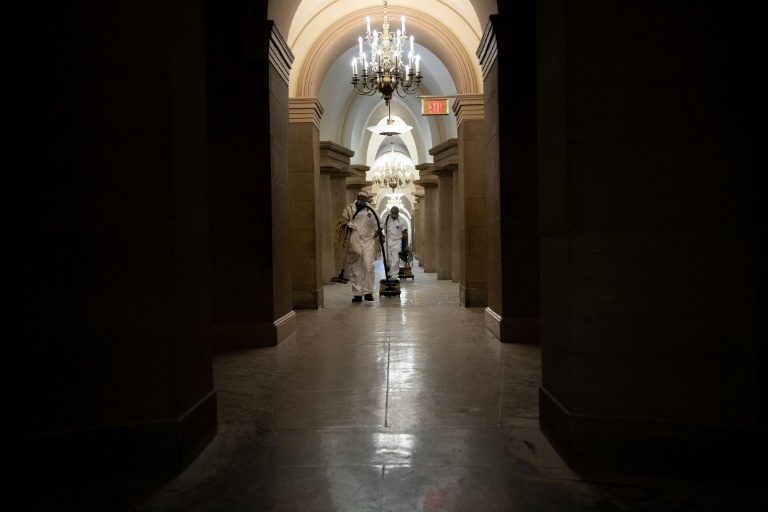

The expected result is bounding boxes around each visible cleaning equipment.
[398,245,414,280]
[331,226,351,284]
[363,205,400,298]
[338,202,400,297]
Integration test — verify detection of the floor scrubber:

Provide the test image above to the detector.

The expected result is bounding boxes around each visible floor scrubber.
[374,209,400,298]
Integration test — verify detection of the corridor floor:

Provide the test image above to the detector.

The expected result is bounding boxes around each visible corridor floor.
[25,260,766,511]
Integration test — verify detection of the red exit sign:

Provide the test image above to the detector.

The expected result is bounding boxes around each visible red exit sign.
[421,98,449,115]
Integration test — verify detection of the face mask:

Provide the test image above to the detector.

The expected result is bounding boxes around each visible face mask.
[356,199,366,210]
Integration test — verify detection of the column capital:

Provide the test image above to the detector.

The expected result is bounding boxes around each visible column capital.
[415,175,438,188]
[477,14,521,82]
[319,141,355,176]
[429,139,458,174]
[453,94,484,127]
[348,164,370,177]
[346,165,371,191]
[415,163,435,181]
[289,97,324,129]
[429,138,458,157]
[242,20,293,86]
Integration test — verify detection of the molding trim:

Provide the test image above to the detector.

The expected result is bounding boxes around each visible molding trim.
[429,138,458,156]
[10,391,217,484]
[242,20,294,86]
[429,138,459,172]
[211,311,297,348]
[453,94,485,126]
[484,307,540,343]
[477,17,498,81]
[289,97,324,129]
[539,386,763,482]
[460,285,488,307]
[320,140,355,158]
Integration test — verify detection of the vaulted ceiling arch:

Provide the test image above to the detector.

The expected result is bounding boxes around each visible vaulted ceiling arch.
[288,4,483,98]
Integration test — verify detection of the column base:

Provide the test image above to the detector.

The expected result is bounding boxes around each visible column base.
[10,391,217,487]
[211,311,297,348]
[292,288,324,309]
[460,285,487,307]
[539,386,763,482]
[484,307,540,343]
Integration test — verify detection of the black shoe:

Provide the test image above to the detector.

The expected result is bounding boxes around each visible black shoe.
[364,294,374,301]
[352,296,362,302]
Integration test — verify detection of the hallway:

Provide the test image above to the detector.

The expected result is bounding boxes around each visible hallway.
[25,260,763,511]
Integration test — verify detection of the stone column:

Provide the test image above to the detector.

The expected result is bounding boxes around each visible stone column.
[320,141,355,283]
[430,139,458,280]
[289,98,324,309]
[454,95,487,306]
[479,15,540,343]
[413,188,425,264]
[534,2,759,479]
[209,21,296,348]
[452,171,460,282]
[415,166,438,273]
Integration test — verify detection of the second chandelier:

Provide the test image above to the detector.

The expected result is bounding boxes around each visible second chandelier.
[351,0,423,106]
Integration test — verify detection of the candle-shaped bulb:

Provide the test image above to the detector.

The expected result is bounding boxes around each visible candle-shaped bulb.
[410,35,414,52]
[366,16,371,33]
[358,37,363,54]
[352,58,357,75]
[402,16,406,33]
[372,30,378,46]
[415,56,420,73]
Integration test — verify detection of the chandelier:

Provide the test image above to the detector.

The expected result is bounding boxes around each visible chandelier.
[387,194,404,211]
[374,141,412,192]
[351,0,422,106]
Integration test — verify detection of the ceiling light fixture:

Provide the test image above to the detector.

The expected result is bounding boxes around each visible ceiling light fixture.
[367,101,413,136]
[373,140,412,193]
[351,0,423,106]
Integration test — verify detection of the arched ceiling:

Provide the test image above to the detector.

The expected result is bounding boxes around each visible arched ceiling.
[319,42,456,165]
[286,2,484,98]
[269,1,499,44]
[267,1,499,101]
[268,0,498,191]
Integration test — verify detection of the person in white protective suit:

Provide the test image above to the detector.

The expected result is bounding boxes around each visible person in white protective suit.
[342,189,381,302]
[383,206,404,280]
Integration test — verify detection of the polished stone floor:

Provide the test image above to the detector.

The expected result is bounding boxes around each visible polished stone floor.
[20,259,767,511]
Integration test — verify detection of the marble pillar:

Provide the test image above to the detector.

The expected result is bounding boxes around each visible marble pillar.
[415,166,438,273]
[320,141,355,283]
[454,95,487,307]
[289,98,324,309]
[413,189,425,264]
[210,20,296,348]
[479,15,540,343]
[538,2,756,478]
[430,139,458,281]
